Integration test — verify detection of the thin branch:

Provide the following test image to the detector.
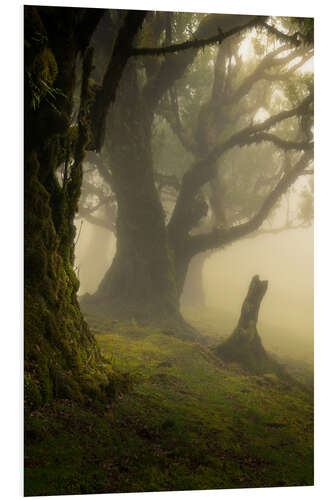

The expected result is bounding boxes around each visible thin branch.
[240,132,313,151]
[159,92,198,155]
[143,16,267,110]
[74,220,84,246]
[79,206,115,232]
[198,92,313,167]
[131,18,301,59]
[88,10,147,151]
[240,221,312,240]
[132,16,267,57]
[81,179,113,202]
[168,93,313,237]
[231,46,312,102]
[85,151,113,187]
[187,152,312,256]
[262,22,303,46]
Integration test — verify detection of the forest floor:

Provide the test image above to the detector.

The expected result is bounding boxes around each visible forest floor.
[24,310,314,496]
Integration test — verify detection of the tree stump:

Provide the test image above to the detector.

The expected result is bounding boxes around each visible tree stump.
[215,275,271,374]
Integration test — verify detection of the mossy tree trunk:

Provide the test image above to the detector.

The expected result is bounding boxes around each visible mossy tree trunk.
[83,14,276,337]
[215,275,270,373]
[85,62,195,337]
[24,6,141,408]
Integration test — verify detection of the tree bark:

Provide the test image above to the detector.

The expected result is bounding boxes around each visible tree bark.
[24,6,119,409]
[83,13,312,340]
[215,275,270,373]
[84,62,197,338]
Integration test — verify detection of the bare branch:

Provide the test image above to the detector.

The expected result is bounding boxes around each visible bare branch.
[81,179,113,201]
[79,206,115,232]
[85,151,113,187]
[187,152,312,256]
[200,92,313,167]
[168,93,313,239]
[240,221,312,240]
[240,132,313,151]
[231,46,312,102]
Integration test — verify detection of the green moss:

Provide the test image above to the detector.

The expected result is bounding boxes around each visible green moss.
[32,47,58,87]
[216,325,273,375]
[25,315,313,496]
[24,373,42,410]
[26,43,59,112]
[24,6,123,413]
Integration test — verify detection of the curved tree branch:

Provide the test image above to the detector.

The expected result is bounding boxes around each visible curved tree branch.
[240,220,312,240]
[142,15,266,110]
[240,132,313,151]
[168,92,313,238]
[78,207,115,232]
[132,15,267,57]
[158,90,199,155]
[187,152,312,256]
[231,46,313,103]
[85,151,114,187]
[199,92,313,167]
[88,10,147,151]
[262,22,303,46]
[130,18,302,59]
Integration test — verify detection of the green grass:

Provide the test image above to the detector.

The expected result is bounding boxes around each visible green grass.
[25,313,313,496]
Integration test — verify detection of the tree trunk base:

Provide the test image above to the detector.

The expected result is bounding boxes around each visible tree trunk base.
[80,292,200,342]
[215,275,278,375]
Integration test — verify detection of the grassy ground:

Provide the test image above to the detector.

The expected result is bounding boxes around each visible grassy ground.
[25,312,313,496]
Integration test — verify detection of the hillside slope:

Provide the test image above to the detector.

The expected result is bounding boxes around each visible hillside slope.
[25,316,313,496]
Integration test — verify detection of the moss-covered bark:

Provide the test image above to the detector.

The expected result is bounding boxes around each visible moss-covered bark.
[90,65,177,315]
[214,276,292,380]
[215,275,272,374]
[83,14,258,337]
[24,6,122,409]
[82,61,197,340]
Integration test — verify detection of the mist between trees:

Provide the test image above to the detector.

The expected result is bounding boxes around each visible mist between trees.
[24,8,314,494]
[25,6,313,407]
[73,11,313,358]
[75,223,313,362]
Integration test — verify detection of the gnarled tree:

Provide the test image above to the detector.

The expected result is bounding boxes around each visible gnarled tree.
[24,6,146,408]
[80,13,313,338]
[214,275,270,373]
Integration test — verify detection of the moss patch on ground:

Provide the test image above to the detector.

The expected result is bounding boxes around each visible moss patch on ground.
[25,313,313,496]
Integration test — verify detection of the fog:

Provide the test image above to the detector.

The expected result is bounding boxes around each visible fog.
[75,222,115,295]
[204,226,313,359]
[74,12,313,367]
[75,220,313,361]
[25,9,315,495]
